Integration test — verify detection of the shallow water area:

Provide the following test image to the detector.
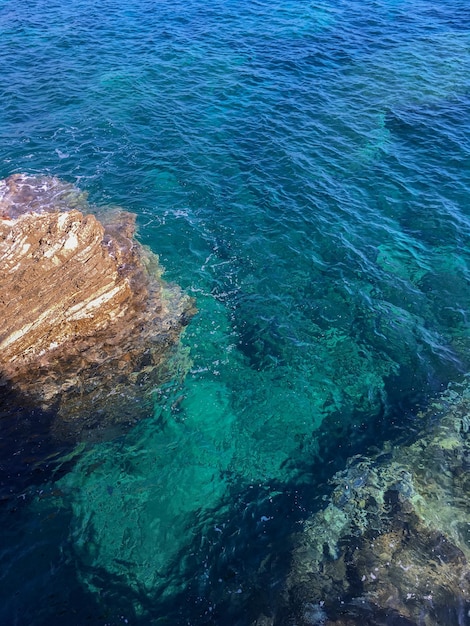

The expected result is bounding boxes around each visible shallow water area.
[1,0,470,623]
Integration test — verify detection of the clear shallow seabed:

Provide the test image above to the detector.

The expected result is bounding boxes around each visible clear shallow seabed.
[0,0,469,623]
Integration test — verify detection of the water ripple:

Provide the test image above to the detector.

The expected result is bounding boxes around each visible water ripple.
[1,0,470,623]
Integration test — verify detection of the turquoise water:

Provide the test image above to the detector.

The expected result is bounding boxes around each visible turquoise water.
[1,0,470,623]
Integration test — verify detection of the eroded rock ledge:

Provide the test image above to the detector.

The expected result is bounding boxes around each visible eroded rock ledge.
[0,174,195,437]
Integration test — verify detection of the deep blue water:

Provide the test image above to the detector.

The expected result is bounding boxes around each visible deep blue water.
[1,0,470,623]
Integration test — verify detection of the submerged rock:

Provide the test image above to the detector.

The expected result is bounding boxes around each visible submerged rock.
[0,174,195,438]
[260,385,470,626]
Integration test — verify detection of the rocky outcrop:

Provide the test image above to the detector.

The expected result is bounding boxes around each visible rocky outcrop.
[260,386,470,626]
[0,174,195,438]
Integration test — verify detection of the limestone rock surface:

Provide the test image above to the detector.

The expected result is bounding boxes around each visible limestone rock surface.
[258,386,470,626]
[0,174,195,437]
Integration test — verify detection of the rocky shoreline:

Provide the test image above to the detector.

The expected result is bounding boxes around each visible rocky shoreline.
[0,174,195,439]
[254,384,470,626]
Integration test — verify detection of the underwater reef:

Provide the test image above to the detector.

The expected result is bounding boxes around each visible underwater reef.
[0,174,195,439]
[256,384,470,626]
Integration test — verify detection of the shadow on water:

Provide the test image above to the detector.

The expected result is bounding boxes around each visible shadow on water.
[0,384,78,501]
[0,377,152,502]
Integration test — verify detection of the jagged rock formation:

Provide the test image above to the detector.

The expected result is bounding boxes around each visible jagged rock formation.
[257,386,470,626]
[0,174,195,438]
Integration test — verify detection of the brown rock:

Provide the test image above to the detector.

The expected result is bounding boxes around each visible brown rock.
[0,174,196,438]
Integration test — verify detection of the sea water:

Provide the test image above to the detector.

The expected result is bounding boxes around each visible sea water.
[0,0,469,623]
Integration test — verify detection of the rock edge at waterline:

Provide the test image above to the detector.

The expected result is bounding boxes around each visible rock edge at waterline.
[0,174,196,438]
[258,385,470,626]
